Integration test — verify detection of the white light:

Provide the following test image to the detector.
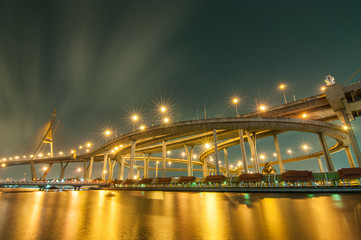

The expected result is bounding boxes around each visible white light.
[205,143,211,149]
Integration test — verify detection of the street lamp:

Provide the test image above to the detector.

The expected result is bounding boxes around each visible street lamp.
[287,149,293,158]
[104,130,111,136]
[279,84,287,104]
[232,97,239,116]
[77,168,82,172]
[163,117,170,124]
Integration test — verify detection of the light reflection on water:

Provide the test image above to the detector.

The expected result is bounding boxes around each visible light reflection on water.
[0,190,360,240]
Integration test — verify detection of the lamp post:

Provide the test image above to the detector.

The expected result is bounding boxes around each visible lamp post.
[232,98,239,116]
[279,84,287,104]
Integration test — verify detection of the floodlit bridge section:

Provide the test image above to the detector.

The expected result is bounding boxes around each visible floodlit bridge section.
[1,83,361,186]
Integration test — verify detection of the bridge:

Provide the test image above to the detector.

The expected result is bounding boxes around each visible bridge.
[1,82,361,187]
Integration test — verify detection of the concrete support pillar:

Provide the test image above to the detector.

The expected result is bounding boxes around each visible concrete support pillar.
[213,129,220,175]
[273,134,285,173]
[120,155,125,180]
[60,161,69,180]
[108,159,116,181]
[136,169,140,179]
[143,154,151,178]
[224,148,230,177]
[203,158,208,177]
[318,133,334,171]
[340,110,361,166]
[87,157,94,180]
[162,140,167,177]
[101,152,109,180]
[238,129,248,173]
[344,146,356,168]
[246,131,259,173]
[40,163,54,181]
[30,160,37,180]
[184,144,194,176]
[83,161,88,180]
[129,140,136,179]
[317,157,324,172]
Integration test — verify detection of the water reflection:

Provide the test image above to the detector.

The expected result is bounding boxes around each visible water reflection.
[0,190,360,240]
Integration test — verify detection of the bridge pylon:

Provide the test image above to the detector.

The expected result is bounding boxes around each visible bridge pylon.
[30,109,57,180]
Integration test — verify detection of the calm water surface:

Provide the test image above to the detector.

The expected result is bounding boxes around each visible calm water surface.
[0,190,360,240]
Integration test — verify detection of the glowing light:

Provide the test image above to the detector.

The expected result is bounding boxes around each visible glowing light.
[119,145,123,148]
[205,143,211,149]
[230,164,234,168]
[168,162,172,165]
[287,149,292,153]
[79,145,83,149]
[86,142,92,147]
[163,117,170,123]
[42,166,48,171]
[181,152,186,157]
[30,155,34,158]
[259,105,267,111]
[160,106,167,113]
[343,125,348,130]
[59,152,63,155]
[250,157,254,161]
[193,154,197,159]
[1,163,6,167]
[23,155,26,159]
[210,158,214,162]
[104,130,111,136]
[2,158,6,161]
[47,153,51,156]
[302,113,307,118]
[86,149,90,153]
[38,153,43,157]
[140,125,146,130]
[156,161,159,164]
[111,150,115,153]
[71,150,75,154]
[103,170,107,174]
[77,168,82,172]
[9,157,13,160]
[279,84,285,90]
[273,153,277,157]
[167,150,171,155]
[321,86,326,92]
[14,156,19,160]
[232,98,239,104]
[114,147,119,151]
[132,115,139,121]
[302,145,309,150]
[133,176,138,180]
[260,154,266,160]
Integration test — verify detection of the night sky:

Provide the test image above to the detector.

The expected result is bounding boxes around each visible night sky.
[1,0,361,179]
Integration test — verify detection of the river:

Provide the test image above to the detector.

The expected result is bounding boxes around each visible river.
[0,190,360,240]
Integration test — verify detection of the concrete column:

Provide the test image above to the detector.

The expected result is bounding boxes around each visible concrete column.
[143,154,151,178]
[184,144,194,176]
[101,152,109,180]
[246,131,259,173]
[83,161,88,180]
[87,157,94,180]
[108,160,116,181]
[162,140,167,177]
[318,133,334,171]
[213,129,220,175]
[273,134,285,173]
[238,129,248,173]
[344,146,356,168]
[120,155,125,180]
[224,148,230,177]
[340,110,361,166]
[60,161,69,180]
[129,140,136,179]
[137,169,140,179]
[317,157,324,172]
[203,158,208,177]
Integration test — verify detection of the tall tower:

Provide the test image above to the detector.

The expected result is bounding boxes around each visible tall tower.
[30,109,56,180]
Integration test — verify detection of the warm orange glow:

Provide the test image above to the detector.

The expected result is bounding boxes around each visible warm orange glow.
[104,130,111,136]
[205,143,211,149]
[77,168,82,172]
[259,105,267,111]
[42,166,48,171]
[1,163,6,167]
[86,142,92,147]
[260,154,266,160]
[160,106,167,113]
[343,125,348,130]
[302,113,307,118]
[132,115,139,121]
[232,98,239,104]
[302,145,309,150]
[59,151,63,155]
[163,117,170,123]
[279,84,285,90]
[140,125,145,130]
[321,86,326,92]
